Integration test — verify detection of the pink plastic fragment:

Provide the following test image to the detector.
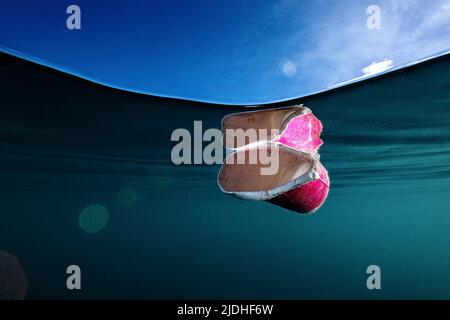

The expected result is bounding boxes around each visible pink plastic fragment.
[269,163,329,213]
[219,105,330,214]
[276,112,323,153]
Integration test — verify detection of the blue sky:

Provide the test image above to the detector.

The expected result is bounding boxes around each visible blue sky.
[1,0,450,104]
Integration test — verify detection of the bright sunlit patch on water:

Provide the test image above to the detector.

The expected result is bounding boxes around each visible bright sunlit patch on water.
[78,204,110,233]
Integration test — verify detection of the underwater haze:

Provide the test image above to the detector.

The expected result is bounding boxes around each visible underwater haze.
[0,52,450,299]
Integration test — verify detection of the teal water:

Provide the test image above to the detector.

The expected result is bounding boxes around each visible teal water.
[1,53,450,299]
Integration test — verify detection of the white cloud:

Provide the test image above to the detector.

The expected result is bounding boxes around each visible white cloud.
[363,59,394,76]
[272,0,450,91]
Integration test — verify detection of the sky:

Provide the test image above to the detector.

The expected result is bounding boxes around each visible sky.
[1,0,450,104]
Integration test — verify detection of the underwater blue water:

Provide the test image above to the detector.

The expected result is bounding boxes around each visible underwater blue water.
[0,52,450,299]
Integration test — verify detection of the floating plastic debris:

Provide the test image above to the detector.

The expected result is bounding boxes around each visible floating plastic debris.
[218,105,329,214]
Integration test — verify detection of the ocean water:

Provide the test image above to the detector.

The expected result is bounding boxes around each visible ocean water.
[1,52,450,299]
